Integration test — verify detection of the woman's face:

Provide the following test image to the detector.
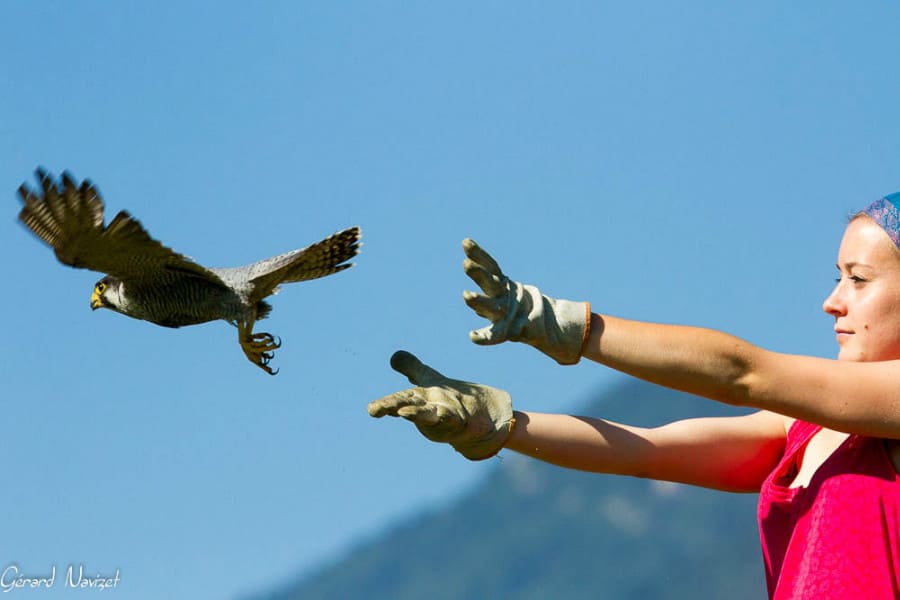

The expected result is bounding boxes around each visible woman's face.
[823,217,900,362]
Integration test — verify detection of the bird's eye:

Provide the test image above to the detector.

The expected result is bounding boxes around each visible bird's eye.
[96,282,106,293]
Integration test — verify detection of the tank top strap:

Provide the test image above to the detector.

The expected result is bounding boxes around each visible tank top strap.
[784,420,821,459]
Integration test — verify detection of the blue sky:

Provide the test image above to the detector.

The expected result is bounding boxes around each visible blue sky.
[1,2,899,598]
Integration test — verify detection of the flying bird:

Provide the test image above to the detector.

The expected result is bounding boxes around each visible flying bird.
[17,168,361,374]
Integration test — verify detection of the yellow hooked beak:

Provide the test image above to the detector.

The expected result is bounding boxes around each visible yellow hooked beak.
[90,288,103,310]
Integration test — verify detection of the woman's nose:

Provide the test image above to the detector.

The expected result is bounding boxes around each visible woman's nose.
[822,283,847,317]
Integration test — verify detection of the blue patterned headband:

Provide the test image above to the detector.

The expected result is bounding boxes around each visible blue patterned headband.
[862,192,900,247]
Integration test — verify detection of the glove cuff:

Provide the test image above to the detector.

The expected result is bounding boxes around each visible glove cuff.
[520,285,591,365]
[553,299,591,365]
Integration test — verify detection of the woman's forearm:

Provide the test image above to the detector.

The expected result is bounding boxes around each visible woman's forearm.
[505,410,654,476]
[582,313,757,407]
[504,409,787,491]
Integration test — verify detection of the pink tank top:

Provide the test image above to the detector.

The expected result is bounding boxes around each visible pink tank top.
[758,420,900,598]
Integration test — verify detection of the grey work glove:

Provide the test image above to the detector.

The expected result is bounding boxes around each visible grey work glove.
[462,238,591,365]
[367,350,515,461]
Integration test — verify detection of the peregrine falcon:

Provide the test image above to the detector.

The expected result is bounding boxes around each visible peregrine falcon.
[17,168,361,375]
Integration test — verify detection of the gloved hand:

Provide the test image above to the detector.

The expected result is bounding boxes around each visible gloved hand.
[367,350,515,461]
[462,238,591,365]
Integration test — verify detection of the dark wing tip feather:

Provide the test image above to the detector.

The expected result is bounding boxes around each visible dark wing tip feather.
[34,166,51,188]
[16,183,31,204]
[61,170,78,190]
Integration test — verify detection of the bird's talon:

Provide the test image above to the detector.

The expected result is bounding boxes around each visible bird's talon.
[239,332,280,375]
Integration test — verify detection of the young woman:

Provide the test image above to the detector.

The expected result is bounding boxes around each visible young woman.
[369,192,900,599]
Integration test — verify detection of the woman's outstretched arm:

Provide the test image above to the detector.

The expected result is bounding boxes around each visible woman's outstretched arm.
[583,314,900,438]
[505,409,788,492]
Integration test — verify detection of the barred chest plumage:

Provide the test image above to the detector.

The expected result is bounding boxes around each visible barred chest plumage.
[111,278,251,328]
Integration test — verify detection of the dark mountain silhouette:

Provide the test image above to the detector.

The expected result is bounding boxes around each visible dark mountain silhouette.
[250,378,767,600]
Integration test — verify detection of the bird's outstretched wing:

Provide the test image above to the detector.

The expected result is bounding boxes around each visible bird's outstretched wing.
[216,226,361,301]
[17,168,223,286]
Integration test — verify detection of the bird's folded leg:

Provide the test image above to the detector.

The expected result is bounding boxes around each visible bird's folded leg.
[237,321,282,375]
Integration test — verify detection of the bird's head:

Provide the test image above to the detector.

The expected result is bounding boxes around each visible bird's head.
[90,276,125,313]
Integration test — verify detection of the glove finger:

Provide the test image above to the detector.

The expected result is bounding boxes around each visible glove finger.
[414,404,465,441]
[397,403,443,426]
[469,325,505,345]
[367,389,424,418]
[390,350,446,387]
[463,290,507,322]
[462,238,505,278]
[463,258,507,298]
